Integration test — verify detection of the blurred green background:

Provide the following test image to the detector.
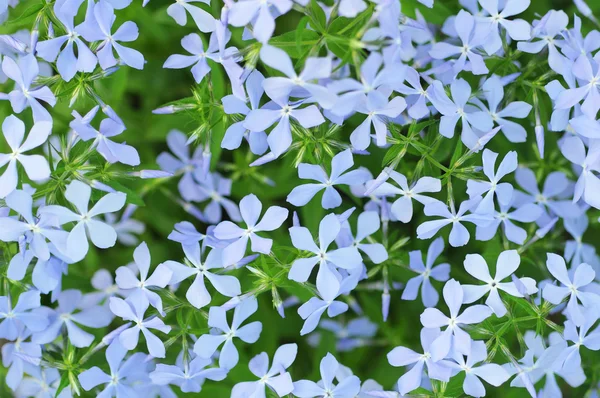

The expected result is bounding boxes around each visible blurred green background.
[2,0,600,396]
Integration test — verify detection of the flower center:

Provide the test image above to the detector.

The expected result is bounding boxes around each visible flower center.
[60,313,72,321]
[448,317,457,328]
[535,194,547,204]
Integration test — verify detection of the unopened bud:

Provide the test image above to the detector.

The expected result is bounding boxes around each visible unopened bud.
[132,170,173,179]
[364,166,393,196]
[535,125,545,159]
[30,29,39,53]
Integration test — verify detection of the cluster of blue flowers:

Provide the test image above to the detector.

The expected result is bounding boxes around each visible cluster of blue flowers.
[1,0,600,396]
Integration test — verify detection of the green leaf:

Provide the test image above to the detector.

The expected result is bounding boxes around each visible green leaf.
[409,387,434,397]
[54,372,70,398]
[296,16,310,55]
[326,36,352,61]
[308,0,327,33]
[449,139,463,166]
[328,8,373,36]
[4,1,43,26]
[67,140,93,163]
[269,30,321,58]
[443,371,467,397]
[381,144,402,167]
[408,118,438,136]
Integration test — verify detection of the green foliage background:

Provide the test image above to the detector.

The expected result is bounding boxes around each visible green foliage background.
[2,0,600,396]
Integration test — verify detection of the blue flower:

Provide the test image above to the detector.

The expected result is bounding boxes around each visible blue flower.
[163,33,215,83]
[542,253,599,326]
[475,75,533,142]
[560,136,600,210]
[231,343,298,397]
[109,290,171,358]
[315,317,378,351]
[446,340,511,397]
[35,0,97,81]
[292,353,361,398]
[1,54,56,122]
[0,189,68,262]
[298,268,360,335]
[115,242,173,315]
[475,198,542,244]
[417,198,493,247]
[287,150,370,209]
[513,167,581,220]
[462,250,538,317]
[338,0,366,17]
[555,311,600,371]
[194,296,263,370]
[328,52,404,118]
[564,214,597,267]
[221,70,269,154]
[562,14,600,62]
[395,67,434,120]
[507,331,584,396]
[79,0,144,69]
[40,180,126,261]
[428,79,493,149]
[387,327,452,395]
[466,149,518,214]
[288,213,362,295]
[150,355,228,393]
[2,325,42,391]
[477,0,532,55]
[244,98,325,161]
[429,10,489,75]
[260,45,337,109]
[104,204,145,246]
[163,242,241,308]
[78,339,148,396]
[214,193,288,266]
[228,0,292,43]
[401,237,450,307]
[0,290,48,340]
[555,53,600,119]
[350,91,406,150]
[167,0,215,33]
[420,279,492,360]
[157,129,205,202]
[371,171,441,222]
[517,10,568,74]
[70,107,140,166]
[32,289,112,348]
[0,116,51,198]
[80,268,122,308]
[14,366,70,397]
[336,210,388,264]
[168,221,206,249]
[194,172,242,224]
